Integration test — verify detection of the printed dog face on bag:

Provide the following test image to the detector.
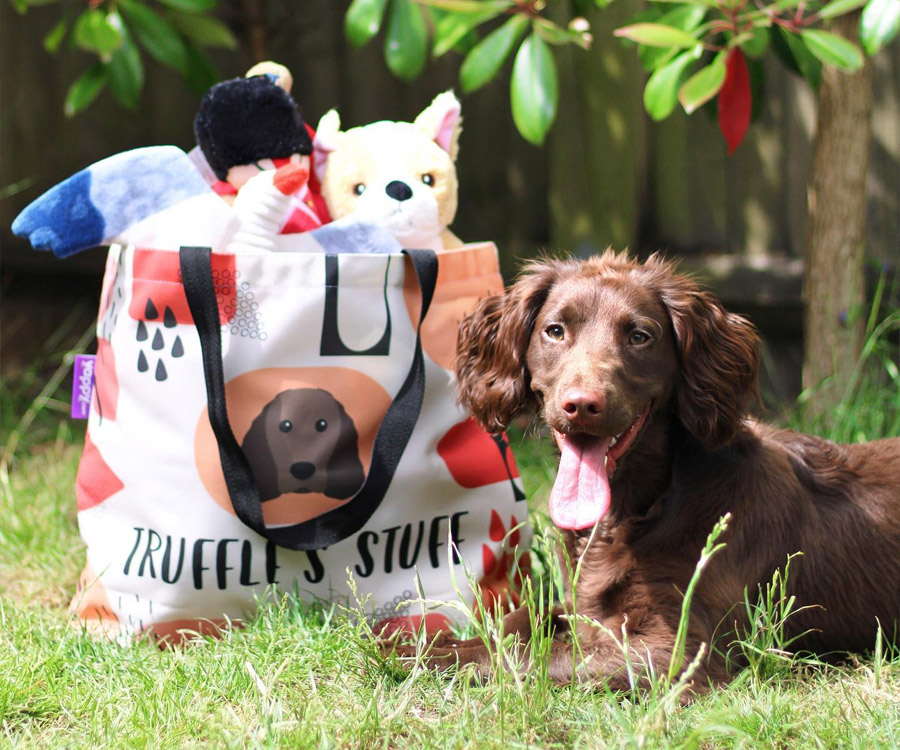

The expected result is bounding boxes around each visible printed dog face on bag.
[241,388,364,501]
[195,367,391,528]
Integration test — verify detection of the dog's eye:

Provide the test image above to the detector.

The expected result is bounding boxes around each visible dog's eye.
[628,330,652,346]
[353,183,366,196]
[421,173,435,187]
[279,420,292,433]
[545,324,565,341]
[315,419,328,433]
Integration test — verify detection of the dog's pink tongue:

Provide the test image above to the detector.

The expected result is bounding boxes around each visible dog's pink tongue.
[549,435,611,530]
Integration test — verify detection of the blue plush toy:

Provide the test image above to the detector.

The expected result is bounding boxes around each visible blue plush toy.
[12,146,229,257]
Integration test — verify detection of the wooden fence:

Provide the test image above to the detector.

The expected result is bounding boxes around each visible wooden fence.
[2,0,897,395]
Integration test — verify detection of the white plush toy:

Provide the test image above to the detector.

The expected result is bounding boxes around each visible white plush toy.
[313,91,464,252]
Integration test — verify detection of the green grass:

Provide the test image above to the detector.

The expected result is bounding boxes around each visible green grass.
[2,306,899,748]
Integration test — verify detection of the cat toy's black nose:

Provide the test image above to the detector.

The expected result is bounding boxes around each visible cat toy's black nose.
[385,181,413,201]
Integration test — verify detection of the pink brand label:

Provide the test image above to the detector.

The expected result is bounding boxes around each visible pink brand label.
[71,355,96,419]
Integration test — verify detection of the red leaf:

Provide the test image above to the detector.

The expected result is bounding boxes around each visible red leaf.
[509,515,521,546]
[76,432,124,511]
[436,418,520,489]
[496,551,509,579]
[489,509,506,542]
[130,249,238,325]
[717,48,751,155]
[482,545,497,577]
[479,583,503,616]
[514,551,532,589]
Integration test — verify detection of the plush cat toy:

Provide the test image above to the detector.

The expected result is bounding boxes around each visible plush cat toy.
[313,91,464,252]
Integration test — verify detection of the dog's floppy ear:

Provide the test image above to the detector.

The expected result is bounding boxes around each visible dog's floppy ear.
[649,256,760,448]
[241,398,282,501]
[455,260,565,433]
[324,401,365,500]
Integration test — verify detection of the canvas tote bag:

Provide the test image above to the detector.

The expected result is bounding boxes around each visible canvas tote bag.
[70,240,529,643]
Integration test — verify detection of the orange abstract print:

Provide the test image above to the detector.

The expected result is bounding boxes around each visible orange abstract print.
[402,243,504,370]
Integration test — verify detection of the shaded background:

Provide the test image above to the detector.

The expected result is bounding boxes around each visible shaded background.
[2,0,898,407]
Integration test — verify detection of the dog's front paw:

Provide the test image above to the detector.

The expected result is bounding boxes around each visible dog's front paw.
[378,639,416,661]
[378,637,475,673]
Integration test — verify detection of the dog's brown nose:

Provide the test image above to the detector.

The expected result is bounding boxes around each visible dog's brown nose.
[561,389,606,423]
[290,462,316,480]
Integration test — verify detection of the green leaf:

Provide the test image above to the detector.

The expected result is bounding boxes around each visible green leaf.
[644,46,702,120]
[416,0,512,11]
[638,6,707,71]
[746,55,766,120]
[510,32,558,146]
[614,22,701,49]
[18,0,62,8]
[770,0,803,11]
[800,29,864,70]
[635,0,719,5]
[384,0,428,81]
[738,25,769,58]
[630,6,665,26]
[860,0,900,55]
[775,26,822,88]
[155,0,216,13]
[678,51,726,114]
[168,11,238,49]
[43,16,70,53]
[459,14,529,93]
[532,17,589,47]
[73,9,124,60]
[107,27,143,109]
[345,0,390,48]
[64,62,108,117]
[182,41,220,93]
[433,9,499,57]
[819,0,868,18]
[119,0,188,73]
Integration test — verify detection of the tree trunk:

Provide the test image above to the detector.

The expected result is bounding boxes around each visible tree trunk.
[237,0,269,63]
[802,12,874,419]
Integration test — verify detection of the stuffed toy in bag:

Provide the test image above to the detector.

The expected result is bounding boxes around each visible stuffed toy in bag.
[194,67,331,237]
[313,91,464,252]
[194,73,312,197]
[12,65,336,258]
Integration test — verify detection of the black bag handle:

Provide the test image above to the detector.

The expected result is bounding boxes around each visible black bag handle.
[179,246,438,550]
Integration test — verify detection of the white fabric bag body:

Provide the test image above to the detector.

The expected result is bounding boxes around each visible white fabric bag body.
[73,240,529,642]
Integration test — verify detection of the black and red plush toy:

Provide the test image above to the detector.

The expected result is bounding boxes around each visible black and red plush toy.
[194,63,331,234]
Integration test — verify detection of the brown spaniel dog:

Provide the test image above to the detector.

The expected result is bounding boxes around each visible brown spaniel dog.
[385,251,900,692]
